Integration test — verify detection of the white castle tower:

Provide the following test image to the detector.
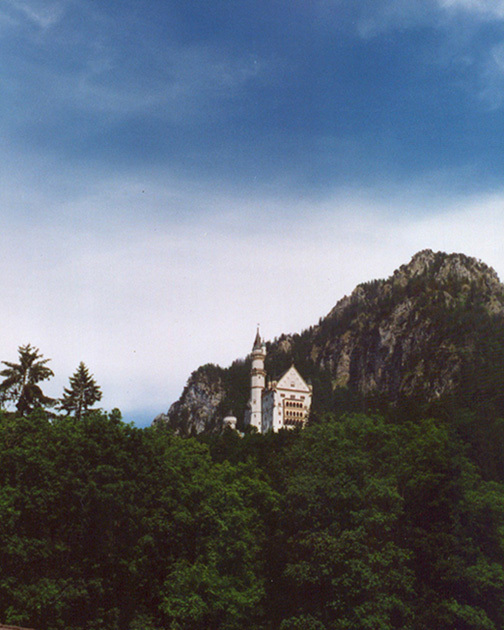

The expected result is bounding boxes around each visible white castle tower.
[247,327,266,431]
[244,328,312,433]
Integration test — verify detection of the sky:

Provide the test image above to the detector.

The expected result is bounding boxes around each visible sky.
[2,0,504,425]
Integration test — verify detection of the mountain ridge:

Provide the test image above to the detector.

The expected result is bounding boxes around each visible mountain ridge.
[155,249,504,434]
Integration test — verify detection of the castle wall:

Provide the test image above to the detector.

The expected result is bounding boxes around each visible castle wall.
[245,334,312,433]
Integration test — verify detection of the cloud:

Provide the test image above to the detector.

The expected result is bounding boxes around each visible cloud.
[355,0,504,38]
[356,1,439,38]
[2,1,504,426]
[68,45,264,118]
[1,0,66,30]
[1,165,504,426]
[438,0,504,19]
[349,0,504,112]
[478,42,504,109]
[0,1,267,125]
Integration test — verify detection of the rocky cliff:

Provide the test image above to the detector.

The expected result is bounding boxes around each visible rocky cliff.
[155,250,504,434]
[153,364,227,435]
[153,359,250,435]
[310,249,504,400]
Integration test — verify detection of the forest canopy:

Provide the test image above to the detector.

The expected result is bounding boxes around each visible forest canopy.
[1,406,504,630]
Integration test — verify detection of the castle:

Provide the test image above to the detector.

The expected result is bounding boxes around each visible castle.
[244,329,312,433]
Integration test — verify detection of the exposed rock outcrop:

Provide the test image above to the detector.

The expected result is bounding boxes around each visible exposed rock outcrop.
[155,250,504,434]
[153,364,227,435]
[310,250,504,401]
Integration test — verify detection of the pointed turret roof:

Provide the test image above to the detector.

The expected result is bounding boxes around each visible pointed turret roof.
[253,327,262,350]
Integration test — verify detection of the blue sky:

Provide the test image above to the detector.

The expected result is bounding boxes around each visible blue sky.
[2,0,504,425]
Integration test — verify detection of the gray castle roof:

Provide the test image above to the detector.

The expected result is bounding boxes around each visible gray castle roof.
[252,328,262,350]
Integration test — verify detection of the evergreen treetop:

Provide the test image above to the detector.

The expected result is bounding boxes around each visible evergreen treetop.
[60,362,102,419]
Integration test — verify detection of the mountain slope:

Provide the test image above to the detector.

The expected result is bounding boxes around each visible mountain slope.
[155,250,504,434]
[311,249,504,399]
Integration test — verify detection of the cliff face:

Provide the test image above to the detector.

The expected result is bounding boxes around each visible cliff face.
[153,364,227,435]
[155,250,504,434]
[309,250,504,401]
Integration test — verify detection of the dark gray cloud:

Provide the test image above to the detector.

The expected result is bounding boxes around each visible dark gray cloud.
[2,0,504,422]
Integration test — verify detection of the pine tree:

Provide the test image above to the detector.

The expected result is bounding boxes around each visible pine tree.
[0,343,54,415]
[60,362,102,419]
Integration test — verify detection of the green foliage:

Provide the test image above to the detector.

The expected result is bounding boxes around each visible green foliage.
[0,344,54,414]
[1,406,504,629]
[276,415,504,629]
[280,615,326,629]
[275,416,415,629]
[217,358,251,428]
[199,411,504,629]
[0,410,274,630]
[160,461,269,629]
[5,254,504,628]
[60,362,103,419]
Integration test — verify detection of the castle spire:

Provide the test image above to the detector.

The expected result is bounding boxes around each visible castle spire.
[253,325,262,350]
[246,326,266,432]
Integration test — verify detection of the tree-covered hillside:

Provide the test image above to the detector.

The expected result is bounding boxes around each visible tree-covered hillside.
[3,249,504,629]
[159,250,504,436]
[1,405,504,629]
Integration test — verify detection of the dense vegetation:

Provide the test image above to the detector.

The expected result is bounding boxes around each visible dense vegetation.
[164,251,504,435]
[3,252,504,628]
[1,400,504,629]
